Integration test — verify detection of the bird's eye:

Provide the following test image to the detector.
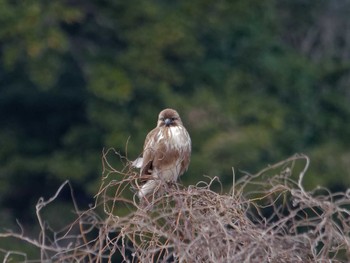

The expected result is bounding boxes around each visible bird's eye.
[159,117,164,121]
[171,117,176,121]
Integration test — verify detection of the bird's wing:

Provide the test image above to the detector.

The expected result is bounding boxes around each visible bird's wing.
[179,130,192,176]
[140,127,159,177]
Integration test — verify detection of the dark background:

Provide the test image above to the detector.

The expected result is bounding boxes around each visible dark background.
[1,0,350,252]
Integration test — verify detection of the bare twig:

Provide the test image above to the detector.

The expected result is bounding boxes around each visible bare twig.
[1,152,349,262]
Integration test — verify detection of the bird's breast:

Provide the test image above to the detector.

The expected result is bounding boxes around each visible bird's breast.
[157,126,190,150]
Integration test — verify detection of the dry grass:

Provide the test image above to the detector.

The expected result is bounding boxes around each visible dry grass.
[1,151,350,262]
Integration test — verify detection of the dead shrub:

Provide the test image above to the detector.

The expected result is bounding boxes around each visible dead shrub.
[1,151,349,262]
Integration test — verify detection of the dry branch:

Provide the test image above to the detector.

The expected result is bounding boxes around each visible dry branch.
[1,152,349,262]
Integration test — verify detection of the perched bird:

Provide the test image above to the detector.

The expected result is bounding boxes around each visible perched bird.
[133,108,191,199]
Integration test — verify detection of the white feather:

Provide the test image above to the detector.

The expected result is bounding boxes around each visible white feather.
[138,180,159,198]
[132,157,143,168]
[168,126,191,149]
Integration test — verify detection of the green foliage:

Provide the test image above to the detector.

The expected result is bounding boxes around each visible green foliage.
[0,0,82,87]
[0,0,350,242]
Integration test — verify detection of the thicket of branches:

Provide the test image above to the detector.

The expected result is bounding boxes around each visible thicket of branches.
[1,152,349,262]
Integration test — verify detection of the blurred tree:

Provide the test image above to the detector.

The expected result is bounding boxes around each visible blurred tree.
[0,0,349,242]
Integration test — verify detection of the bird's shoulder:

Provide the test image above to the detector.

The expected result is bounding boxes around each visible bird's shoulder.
[143,127,162,149]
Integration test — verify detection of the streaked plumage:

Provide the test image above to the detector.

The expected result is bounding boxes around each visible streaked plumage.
[134,108,191,198]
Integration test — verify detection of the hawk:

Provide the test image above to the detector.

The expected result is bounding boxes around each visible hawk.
[133,108,191,199]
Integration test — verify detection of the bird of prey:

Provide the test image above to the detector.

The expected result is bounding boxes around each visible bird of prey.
[133,108,191,199]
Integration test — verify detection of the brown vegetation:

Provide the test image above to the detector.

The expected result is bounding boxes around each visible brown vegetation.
[1,152,349,262]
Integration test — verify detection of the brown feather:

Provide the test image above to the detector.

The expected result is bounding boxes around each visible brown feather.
[137,108,191,198]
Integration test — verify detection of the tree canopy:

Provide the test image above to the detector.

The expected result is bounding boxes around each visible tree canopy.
[1,0,350,234]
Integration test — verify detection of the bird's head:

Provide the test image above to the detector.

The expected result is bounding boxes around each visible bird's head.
[157,108,183,127]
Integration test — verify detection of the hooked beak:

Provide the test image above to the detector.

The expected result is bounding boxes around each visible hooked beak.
[164,118,172,126]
